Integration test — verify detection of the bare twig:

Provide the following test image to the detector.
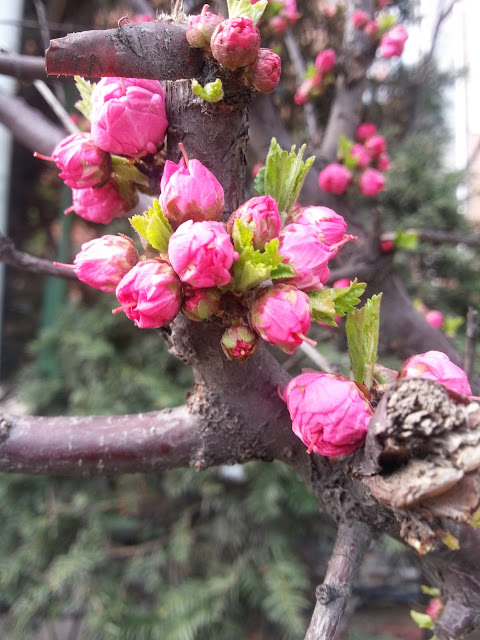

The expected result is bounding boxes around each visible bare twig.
[0,52,46,81]
[381,229,480,248]
[304,521,373,640]
[33,79,78,134]
[283,28,319,143]
[0,233,78,280]
[424,0,458,66]
[0,405,201,475]
[299,342,335,373]
[32,0,51,53]
[464,308,478,382]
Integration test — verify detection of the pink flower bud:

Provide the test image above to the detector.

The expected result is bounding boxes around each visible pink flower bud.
[269,15,287,35]
[294,78,314,105]
[283,372,373,457]
[49,133,111,189]
[221,323,259,361]
[160,156,224,229]
[398,350,472,396]
[91,77,168,158]
[365,135,387,157]
[250,283,312,354]
[359,168,385,196]
[380,239,394,253]
[314,48,336,74]
[210,17,261,71]
[227,195,281,250]
[280,0,300,24]
[73,234,139,293]
[279,223,334,290]
[318,163,352,195]
[168,220,238,288]
[333,278,351,288]
[293,206,354,251]
[114,259,182,329]
[426,598,444,622]
[352,10,370,29]
[182,285,222,321]
[379,24,408,59]
[249,48,281,94]
[376,153,390,171]
[356,122,377,141]
[66,180,138,225]
[351,143,371,169]
[186,5,224,48]
[425,310,444,330]
[364,20,380,40]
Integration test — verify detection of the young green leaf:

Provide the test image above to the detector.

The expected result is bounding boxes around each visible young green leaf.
[410,610,434,631]
[192,79,224,103]
[262,138,315,222]
[129,199,172,256]
[253,167,266,196]
[308,279,366,325]
[394,229,419,250]
[345,294,382,388]
[226,0,268,23]
[74,76,96,120]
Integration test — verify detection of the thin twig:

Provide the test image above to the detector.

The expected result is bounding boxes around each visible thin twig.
[33,79,78,134]
[304,521,373,640]
[464,308,478,382]
[299,342,335,373]
[32,0,50,53]
[381,229,480,247]
[0,232,78,280]
[283,28,319,143]
[424,0,458,66]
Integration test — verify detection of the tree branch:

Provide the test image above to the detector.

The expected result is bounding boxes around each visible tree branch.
[46,22,204,80]
[0,52,46,81]
[0,91,65,154]
[0,233,78,280]
[0,405,202,475]
[304,521,373,640]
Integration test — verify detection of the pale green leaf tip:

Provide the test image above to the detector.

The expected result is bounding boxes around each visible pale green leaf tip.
[192,78,224,103]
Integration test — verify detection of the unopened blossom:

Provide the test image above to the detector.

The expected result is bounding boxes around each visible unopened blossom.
[376,153,390,171]
[365,134,387,157]
[250,283,312,353]
[425,310,444,330]
[379,25,408,59]
[352,10,370,29]
[221,323,259,361]
[168,220,238,288]
[186,5,224,48]
[292,206,354,253]
[160,156,224,229]
[280,0,300,24]
[359,168,385,196]
[351,143,371,169]
[314,48,336,74]
[73,234,139,293]
[318,163,352,195]
[182,285,222,322]
[65,180,138,225]
[294,77,319,105]
[114,259,182,329]
[227,195,281,250]
[380,239,394,252]
[283,372,373,457]
[364,20,380,40]
[356,122,377,141]
[279,223,334,290]
[426,599,444,622]
[269,15,287,34]
[210,17,260,71]
[398,350,472,396]
[91,77,168,158]
[39,132,111,189]
[249,48,281,94]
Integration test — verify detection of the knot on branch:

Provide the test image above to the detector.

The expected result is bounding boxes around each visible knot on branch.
[315,583,340,605]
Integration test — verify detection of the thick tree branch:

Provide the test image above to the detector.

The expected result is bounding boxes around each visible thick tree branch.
[0,233,78,280]
[0,91,65,154]
[46,22,204,80]
[304,521,373,640]
[0,405,201,475]
[0,53,47,81]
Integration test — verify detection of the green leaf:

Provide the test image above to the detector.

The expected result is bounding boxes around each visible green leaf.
[254,167,266,196]
[308,279,366,325]
[226,0,268,23]
[394,229,419,250]
[345,294,382,388]
[230,221,284,291]
[421,585,441,597]
[192,78,224,103]
[443,315,464,337]
[262,138,315,222]
[378,13,397,34]
[129,199,172,255]
[410,610,434,631]
[337,134,354,161]
[111,155,150,189]
[270,264,295,280]
[74,75,96,120]
[305,62,318,80]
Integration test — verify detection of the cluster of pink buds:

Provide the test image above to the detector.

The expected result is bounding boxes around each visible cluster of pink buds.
[256,0,300,36]
[352,9,408,59]
[294,48,336,105]
[66,146,355,356]
[186,5,281,94]
[318,123,389,196]
[35,76,168,225]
